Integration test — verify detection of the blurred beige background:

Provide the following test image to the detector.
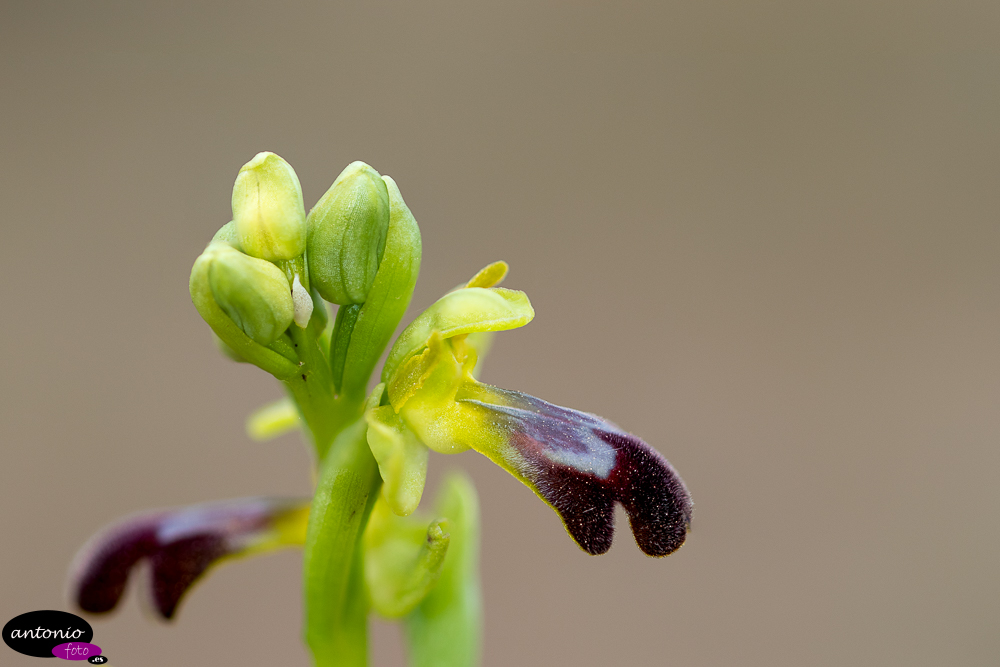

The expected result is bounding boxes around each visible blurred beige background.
[2,1,998,665]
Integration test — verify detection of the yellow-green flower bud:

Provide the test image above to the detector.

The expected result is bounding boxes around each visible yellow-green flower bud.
[211,220,242,249]
[306,161,390,305]
[232,152,306,261]
[205,242,295,345]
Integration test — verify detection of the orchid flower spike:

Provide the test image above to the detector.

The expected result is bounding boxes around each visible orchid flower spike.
[70,154,692,667]
[367,262,692,557]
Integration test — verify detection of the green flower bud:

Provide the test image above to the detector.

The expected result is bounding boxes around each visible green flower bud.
[232,152,306,261]
[213,331,248,363]
[211,220,242,249]
[307,161,390,305]
[205,242,295,345]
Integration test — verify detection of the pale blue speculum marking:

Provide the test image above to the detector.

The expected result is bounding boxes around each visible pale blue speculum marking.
[543,430,616,478]
[464,400,617,479]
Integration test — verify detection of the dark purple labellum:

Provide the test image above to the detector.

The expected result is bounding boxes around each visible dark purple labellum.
[459,385,692,556]
[52,642,102,660]
[71,497,305,620]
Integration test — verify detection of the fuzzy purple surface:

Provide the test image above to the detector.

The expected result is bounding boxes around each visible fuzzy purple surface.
[462,386,692,556]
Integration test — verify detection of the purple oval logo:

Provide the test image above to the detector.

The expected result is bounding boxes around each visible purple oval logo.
[52,642,102,660]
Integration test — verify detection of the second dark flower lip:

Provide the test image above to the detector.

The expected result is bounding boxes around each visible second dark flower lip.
[69,498,309,620]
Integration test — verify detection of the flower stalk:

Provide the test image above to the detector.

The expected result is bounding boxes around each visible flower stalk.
[303,418,382,667]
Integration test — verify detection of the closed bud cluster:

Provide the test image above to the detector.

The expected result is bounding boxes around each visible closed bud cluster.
[307,161,390,305]
[232,152,306,261]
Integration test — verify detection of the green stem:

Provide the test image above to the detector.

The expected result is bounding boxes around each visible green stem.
[283,324,360,459]
[303,419,382,667]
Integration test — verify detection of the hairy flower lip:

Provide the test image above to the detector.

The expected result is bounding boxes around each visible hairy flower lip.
[457,386,692,557]
[69,497,308,620]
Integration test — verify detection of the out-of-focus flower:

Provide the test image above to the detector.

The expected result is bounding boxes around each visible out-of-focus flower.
[70,498,308,619]
[365,472,482,667]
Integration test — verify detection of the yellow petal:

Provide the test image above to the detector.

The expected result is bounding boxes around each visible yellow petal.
[464,261,508,289]
[366,405,429,516]
[383,287,533,382]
